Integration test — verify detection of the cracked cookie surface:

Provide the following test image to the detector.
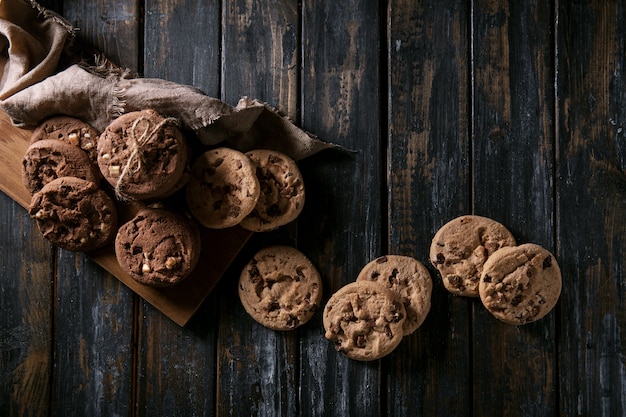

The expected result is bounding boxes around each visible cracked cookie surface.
[238,245,322,331]
[323,281,406,361]
[28,176,117,252]
[239,149,305,232]
[479,243,561,325]
[115,207,201,287]
[430,215,516,297]
[356,255,432,335]
[186,147,260,229]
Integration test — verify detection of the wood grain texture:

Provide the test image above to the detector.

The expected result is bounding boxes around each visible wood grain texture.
[387,1,471,415]
[557,1,626,415]
[471,1,557,416]
[298,0,383,416]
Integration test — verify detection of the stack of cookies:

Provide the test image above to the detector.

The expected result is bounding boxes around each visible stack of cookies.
[429,215,562,325]
[323,255,433,361]
[22,109,308,289]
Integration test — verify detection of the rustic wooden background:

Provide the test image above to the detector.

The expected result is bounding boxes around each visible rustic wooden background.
[1,0,625,416]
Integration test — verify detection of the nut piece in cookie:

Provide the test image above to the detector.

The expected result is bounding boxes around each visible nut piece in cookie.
[115,207,201,287]
[323,281,406,361]
[479,243,561,325]
[238,245,323,331]
[356,255,432,336]
[239,149,305,232]
[31,116,100,163]
[186,147,260,229]
[97,109,188,200]
[28,176,117,252]
[430,215,516,297]
[22,139,100,195]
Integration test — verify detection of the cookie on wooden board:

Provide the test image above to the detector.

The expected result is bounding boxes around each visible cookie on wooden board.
[22,138,100,195]
[479,243,562,325]
[30,115,100,163]
[323,280,406,361]
[430,215,516,297]
[356,255,432,335]
[238,245,322,331]
[115,207,201,288]
[239,149,305,232]
[186,147,260,229]
[97,109,188,200]
[28,176,117,252]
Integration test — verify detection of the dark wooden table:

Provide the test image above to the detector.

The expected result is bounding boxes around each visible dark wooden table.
[2,0,626,416]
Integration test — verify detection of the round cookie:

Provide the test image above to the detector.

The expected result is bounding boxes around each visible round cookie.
[323,281,406,361]
[238,245,322,331]
[97,109,188,200]
[22,138,100,195]
[30,115,100,163]
[479,243,561,325]
[28,176,117,252]
[430,215,516,297]
[239,149,305,232]
[356,255,432,335]
[186,147,260,229]
[115,207,201,287]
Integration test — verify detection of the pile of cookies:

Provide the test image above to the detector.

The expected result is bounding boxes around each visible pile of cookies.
[22,110,306,288]
[429,215,562,325]
[323,255,433,361]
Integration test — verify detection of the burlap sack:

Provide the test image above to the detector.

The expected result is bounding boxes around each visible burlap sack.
[0,0,334,160]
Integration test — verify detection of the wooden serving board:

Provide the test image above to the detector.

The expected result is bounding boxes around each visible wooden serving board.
[0,111,253,326]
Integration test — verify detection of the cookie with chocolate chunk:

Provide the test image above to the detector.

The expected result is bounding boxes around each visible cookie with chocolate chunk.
[430,215,516,297]
[239,150,305,232]
[356,255,432,335]
[115,207,201,287]
[186,147,260,229]
[323,281,406,361]
[238,245,322,331]
[28,176,117,252]
[479,243,561,325]
[22,139,100,195]
[31,116,100,163]
[97,109,187,200]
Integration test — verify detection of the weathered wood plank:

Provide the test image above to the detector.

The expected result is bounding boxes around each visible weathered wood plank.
[387,1,471,415]
[0,198,53,417]
[51,1,138,415]
[557,1,626,415]
[136,1,221,416]
[298,1,383,416]
[215,1,300,415]
[471,0,557,416]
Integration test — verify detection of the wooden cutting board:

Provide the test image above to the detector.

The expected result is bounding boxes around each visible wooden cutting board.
[0,111,253,326]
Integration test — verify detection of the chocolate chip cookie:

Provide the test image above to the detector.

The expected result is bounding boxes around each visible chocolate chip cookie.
[115,207,201,287]
[239,149,305,232]
[28,176,117,252]
[430,215,516,297]
[323,281,406,361]
[356,255,432,335]
[31,116,100,163]
[22,139,100,195]
[97,109,188,200]
[186,147,260,229]
[479,243,561,325]
[238,245,322,331]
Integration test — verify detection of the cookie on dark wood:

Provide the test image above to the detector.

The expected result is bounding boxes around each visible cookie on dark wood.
[22,139,100,195]
[479,243,562,325]
[238,245,322,331]
[97,109,188,200]
[430,215,516,297]
[28,176,117,252]
[115,207,201,287]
